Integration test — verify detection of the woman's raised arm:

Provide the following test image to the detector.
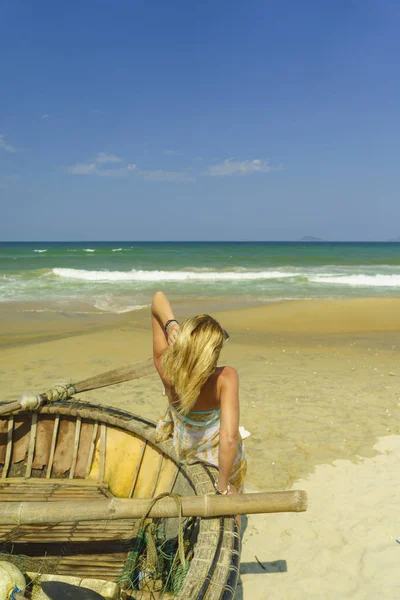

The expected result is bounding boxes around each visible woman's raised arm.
[217,366,240,494]
[151,292,180,373]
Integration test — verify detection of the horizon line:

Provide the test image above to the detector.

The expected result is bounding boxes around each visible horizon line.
[1,239,399,244]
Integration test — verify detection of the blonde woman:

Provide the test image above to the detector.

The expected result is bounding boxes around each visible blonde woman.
[151,291,247,495]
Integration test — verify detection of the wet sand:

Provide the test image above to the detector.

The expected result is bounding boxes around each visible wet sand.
[1,298,400,599]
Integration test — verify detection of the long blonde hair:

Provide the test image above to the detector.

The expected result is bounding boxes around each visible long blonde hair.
[162,314,227,413]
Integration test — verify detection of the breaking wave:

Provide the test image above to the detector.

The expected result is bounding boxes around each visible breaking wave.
[50,268,400,287]
[52,268,300,282]
[309,274,400,287]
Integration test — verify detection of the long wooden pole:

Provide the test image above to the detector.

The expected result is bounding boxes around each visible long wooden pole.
[0,358,154,416]
[74,358,154,393]
[0,491,307,525]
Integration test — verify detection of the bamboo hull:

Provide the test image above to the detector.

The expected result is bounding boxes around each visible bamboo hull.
[0,402,240,600]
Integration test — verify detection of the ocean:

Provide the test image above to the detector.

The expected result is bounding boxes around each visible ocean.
[1,241,400,314]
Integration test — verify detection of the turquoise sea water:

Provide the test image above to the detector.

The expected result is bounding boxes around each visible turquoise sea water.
[1,242,400,313]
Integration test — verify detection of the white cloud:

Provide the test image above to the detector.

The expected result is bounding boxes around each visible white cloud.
[98,168,127,177]
[68,162,98,175]
[67,152,123,175]
[41,114,49,120]
[207,158,277,177]
[137,169,194,182]
[67,154,192,182]
[95,152,121,164]
[67,162,128,177]
[0,134,16,153]
[164,149,177,155]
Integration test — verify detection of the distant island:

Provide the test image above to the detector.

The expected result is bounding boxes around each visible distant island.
[299,236,324,242]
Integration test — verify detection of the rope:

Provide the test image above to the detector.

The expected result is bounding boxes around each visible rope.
[138,492,186,570]
[117,492,190,595]
[173,559,190,596]
[43,383,76,403]
[19,393,42,411]
[18,383,76,414]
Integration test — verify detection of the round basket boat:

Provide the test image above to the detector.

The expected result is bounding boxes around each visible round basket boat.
[0,402,240,600]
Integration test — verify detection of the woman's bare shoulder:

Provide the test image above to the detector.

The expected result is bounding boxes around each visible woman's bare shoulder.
[216,366,239,387]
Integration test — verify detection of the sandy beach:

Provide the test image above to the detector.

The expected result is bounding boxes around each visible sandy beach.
[1,298,400,599]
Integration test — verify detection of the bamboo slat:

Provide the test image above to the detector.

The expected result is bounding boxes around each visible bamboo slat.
[128,440,147,498]
[0,525,138,543]
[150,454,164,497]
[86,422,98,477]
[46,415,60,478]
[168,465,180,493]
[99,424,106,483]
[2,416,14,479]
[2,477,108,487]
[25,412,38,478]
[69,416,82,479]
[0,481,109,512]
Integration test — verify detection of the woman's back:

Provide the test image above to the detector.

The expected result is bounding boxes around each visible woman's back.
[163,366,227,412]
[156,368,247,491]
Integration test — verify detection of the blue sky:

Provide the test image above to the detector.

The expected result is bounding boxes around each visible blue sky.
[1,0,399,241]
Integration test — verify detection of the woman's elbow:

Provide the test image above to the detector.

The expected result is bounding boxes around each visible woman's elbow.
[154,290,166,299]
[220,433,238,449]
[151,291,163,311]
[153,289,166,302]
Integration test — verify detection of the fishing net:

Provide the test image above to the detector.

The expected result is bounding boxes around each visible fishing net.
[117,493,197,598]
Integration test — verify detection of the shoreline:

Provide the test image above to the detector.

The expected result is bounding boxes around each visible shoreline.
[0,296,265,348]
[2,296,400,348]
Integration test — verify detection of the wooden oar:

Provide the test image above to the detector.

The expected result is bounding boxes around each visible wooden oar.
[73,358,154,392]
[0,490,307,525]
[0,358,154,416]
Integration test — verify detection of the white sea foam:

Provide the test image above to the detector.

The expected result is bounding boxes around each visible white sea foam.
[52,268,299,282]
[310,274,400,287]
[33,249,47,253]
[48,267,400,288]
[93,297,148,313]
[112,248,123,252]
[84,249,95,253]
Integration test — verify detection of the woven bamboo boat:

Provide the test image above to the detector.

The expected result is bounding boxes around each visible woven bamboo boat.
[0,402,240,600]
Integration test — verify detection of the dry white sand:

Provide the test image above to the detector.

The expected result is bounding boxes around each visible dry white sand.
[237,435,400,600]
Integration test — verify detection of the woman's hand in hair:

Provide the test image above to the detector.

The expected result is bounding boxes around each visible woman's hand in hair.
[167,321,180,346]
